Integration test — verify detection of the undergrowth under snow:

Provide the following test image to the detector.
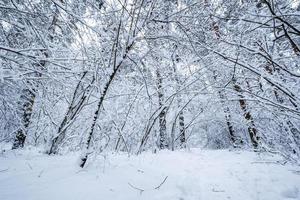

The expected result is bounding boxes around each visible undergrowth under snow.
[0,146,300,200]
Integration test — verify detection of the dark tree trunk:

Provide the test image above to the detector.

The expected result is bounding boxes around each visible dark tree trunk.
[12,82,36,149]
[79,68,118,168]
[213,70,240,147]
[178,110,186,148]
[79,40,133,167]
[262,58,300,155]
[48,72,93,155]
[156,69,168,149]
[12,3,61,149]
[219,91,240,146]
[233,81,259,148]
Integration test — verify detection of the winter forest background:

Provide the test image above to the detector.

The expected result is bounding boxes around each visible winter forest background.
[1,0,300,199]
[1,0,300,167]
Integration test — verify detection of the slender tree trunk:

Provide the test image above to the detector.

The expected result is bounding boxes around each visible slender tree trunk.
[172,53,186,149]
[79,36,134,167]
[218,90,242,147]
[178,110,186,148]
[212,70,240,147]
[48,72,93,154]
[233,80,259,148]
[12,2,61,149]
[79,67,118,168]
[12,87,35,149]
[265,64,300,155]
[156,69,168,149]
[209,13,241,147]
[274,86,300,155]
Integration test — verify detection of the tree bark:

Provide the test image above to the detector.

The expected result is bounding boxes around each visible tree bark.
[218,90,242,147]
[48,72,93,154]
[156,69,169,149]
[12,87,35,149]
[233,81,259,148]
[79,66,119,168]
[12,2,61,149]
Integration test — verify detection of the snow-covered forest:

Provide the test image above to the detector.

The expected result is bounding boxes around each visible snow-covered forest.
[1,0,300,199]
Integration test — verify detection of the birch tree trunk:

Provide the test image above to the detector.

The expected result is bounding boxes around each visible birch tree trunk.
[12,87,35,149]
[156,69,168,150]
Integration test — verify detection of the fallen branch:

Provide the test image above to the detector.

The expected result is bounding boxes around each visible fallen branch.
[212,188,225,193]
[128,182,144,195]
[154,176,168,190]
[0,168,9,173]
[251,161,280,164]
[38,169,44,178]
[26,162,33,170]
[128,175,169,195]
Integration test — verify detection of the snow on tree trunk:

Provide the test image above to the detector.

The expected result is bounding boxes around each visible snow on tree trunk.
[233,81,259,149]
[12,87,35,149]
[48,72,93,155]
[156,69,168,150]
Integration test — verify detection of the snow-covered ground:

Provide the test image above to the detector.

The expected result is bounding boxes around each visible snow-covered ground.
[0,147,300,200]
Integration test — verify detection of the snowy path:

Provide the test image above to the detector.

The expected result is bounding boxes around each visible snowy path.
[0,149,300,200]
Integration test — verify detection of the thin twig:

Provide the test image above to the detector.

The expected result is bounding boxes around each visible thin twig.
[128,182,145,194]
[154,176,168,190]
[0,168,9,173]
[38,169,44,178]
[26,162,33,170]
[128,175,169,195]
